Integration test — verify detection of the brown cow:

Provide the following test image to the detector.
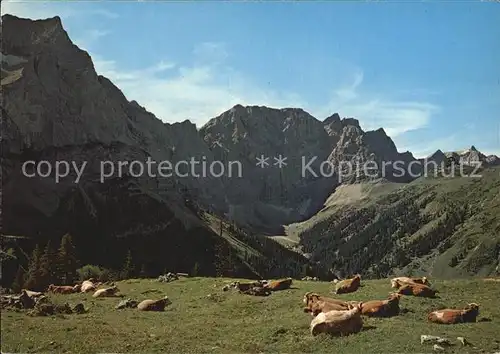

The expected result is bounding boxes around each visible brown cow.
[92,285,119,298]
[47,284,80,294]
[360,293,402,317]
[137,296,172,311]
[396,281,438,298]
[310,303,364,337]
[390,276,430,288]
[303,292,351,316]
[334,274,361,294]
[264,278,293,291]
[428,303,480,324]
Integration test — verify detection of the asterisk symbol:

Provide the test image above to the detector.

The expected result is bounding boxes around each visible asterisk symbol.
[256,154,269,168]
[274,154,288,168]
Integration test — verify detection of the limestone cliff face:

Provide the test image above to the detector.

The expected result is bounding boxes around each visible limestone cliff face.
[1,15,242,281]
[200,106,422,230]
[200,105,335,231]
[1,14,228,229]
[324,118,418,183]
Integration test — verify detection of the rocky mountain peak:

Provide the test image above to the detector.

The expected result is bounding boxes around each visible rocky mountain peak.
[2,15,71,54]
[229,103,245,114]
[427,149,446,161]
[362,128,398,154]
[323,113,341,125]
[341,117,360,128]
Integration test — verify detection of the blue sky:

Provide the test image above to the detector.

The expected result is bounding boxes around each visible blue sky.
[3,0,500,157]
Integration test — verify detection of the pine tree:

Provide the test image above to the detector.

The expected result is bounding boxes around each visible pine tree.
[39,240,57,289]
[24,244,42,290]
[58,233,79,285]
[121,250,134,280]
[12,265,25,293]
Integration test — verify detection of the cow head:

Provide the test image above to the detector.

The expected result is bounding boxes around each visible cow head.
[349,274,361,281]
[397,284,412,295]
[162,296,172,306]
[392,279,404,289]
[387,292,402,303]
[303,292,320,305]
[464,302,479,313]
[346,301,361,310]
[352,302,363,312]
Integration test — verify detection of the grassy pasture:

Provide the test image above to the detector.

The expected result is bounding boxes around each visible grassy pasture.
[1,277,499,353]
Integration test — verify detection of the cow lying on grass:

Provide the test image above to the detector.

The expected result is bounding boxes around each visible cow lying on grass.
[137,296,172,311]
[80,279,102,293]
[92,285,120,298]
[428,303,480,324]
[390,276,430,288]
[395,280,438,298]
[310,303,364,337]
[334,274,361,294]
[303,292,354,316]
[47,284,80,294]
[360,293,402,317]
[264,278,293,291]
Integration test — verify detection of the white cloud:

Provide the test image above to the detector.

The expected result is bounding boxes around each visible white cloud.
[334,69,363,101]
[73,29,111,50]
[90,46,440,133]
[91,9,119,19]
[92,49,307,125]
[345,100,439,137]
[316,69,440,138]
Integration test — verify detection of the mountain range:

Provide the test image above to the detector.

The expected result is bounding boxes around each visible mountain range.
[1,14,499,286]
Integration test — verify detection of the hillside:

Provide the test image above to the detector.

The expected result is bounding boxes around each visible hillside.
[2,277,500,353]
[290,166,500,278]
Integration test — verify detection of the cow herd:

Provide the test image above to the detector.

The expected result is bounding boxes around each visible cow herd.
[302,275,481,337]
[43,278,171,311]
[12,274,483,338]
